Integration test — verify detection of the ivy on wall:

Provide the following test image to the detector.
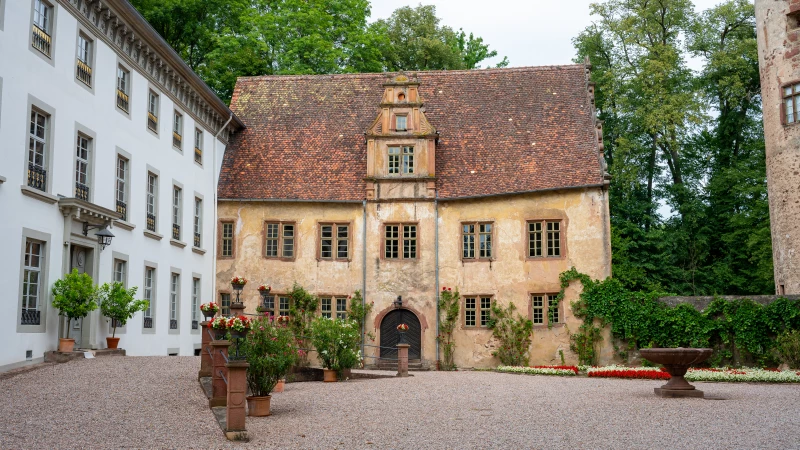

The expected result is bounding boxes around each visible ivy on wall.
[560,268,800,367]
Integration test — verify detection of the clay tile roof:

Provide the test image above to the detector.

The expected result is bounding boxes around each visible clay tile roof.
[219,66,604,201]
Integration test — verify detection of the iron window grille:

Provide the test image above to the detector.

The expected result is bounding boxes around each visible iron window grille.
[75,182,89,201]
[21,309,41,326]
[116,201,127,222]
[194,147,202,164]
[143,317,153,329]
[194,232,201,248]
[27,164,47,191]
[191,320,198,330]
[116,89,129,112]
[172,224,181,241]
[170,319,178,330]
[146,213,156,232]
[76,35,92,86]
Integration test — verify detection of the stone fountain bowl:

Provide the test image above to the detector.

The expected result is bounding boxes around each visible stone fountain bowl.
[639,348,712,367]
[639,348,713,397]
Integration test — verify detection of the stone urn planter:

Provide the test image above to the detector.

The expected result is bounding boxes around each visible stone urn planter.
[640,347,713,398]
[247,395,271,416]
[106,337,120,349]
[323,369,338,382]
[58,338,75,353]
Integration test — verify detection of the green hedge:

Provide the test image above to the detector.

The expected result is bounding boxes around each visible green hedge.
[561,268,800,367]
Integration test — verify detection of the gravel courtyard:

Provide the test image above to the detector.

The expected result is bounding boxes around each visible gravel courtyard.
[0,356,798,449]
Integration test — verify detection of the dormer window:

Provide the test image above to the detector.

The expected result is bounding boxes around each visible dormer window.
[396,115,407,131]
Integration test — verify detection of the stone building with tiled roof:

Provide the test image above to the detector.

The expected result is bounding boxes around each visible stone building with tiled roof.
[216,66,613,368]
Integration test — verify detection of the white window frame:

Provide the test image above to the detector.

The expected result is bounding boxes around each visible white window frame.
[74,133,91,200]
[115,152,129,222]
[191,277,200,327]
[172,111,183,150]
[116,65,130,113]
[194,128,203,165]
[146,172,158,233]
[169,272,180,333]
[142,264,156,333]
[193,197,202,248]
[27,108,49,192]
[147,90,159,134]
[18,228,50,333]
[172,185,182,241]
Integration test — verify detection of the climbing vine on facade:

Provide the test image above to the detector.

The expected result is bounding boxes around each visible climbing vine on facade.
[437,287,460,371]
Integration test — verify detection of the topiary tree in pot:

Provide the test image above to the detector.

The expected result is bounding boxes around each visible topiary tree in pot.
[241,315,298,416]
[51,269,98,352]
[98,282,148,349]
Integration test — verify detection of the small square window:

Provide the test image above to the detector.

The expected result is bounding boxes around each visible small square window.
[396,115,407,131]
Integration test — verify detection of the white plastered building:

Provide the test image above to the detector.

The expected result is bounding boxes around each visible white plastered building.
[0,0,243,370]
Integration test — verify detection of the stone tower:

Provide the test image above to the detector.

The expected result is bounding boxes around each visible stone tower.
[756,0,800,295]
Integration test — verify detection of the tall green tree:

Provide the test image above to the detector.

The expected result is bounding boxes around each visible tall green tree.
[575,0,772,295]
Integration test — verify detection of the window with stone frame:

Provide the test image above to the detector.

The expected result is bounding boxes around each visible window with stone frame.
[531,293,561,325]
[76,33,92,86]
[402,146,414,174]
[169,273,179,330]
[142,267,155,329]
[172,186,182,241]
[464,296,492,328]
[28,108,50,192]
[319,223,349,260]
[528,220,564,258]
[74,134,91,201]
[220,221,234,257]
[395,114,407,131]
[220,292,231,316]
[146,172,158,232]
[147,90,159,132]
[113,259,126,286]
[21,239,44,326]
[191,278,200,329]
[116,66,130,112]
[260,294,291,317]
[264,222,295,259]
[193,197,202,248]
[194,128,203,164]
[321,296,348,320]
[388,146,415,175]
[172,111,183,149]
[783,83,800,125]
[462,222,493,260]
[384,224,417,259]
[31,0,53,57]
[115,156,129,221]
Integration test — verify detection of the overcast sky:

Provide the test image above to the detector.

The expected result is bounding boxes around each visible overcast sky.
[369,0,726,68]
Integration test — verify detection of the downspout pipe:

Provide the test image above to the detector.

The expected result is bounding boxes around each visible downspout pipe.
[361,200,368,360]
[434,194,440,364]
[212,115,233,308]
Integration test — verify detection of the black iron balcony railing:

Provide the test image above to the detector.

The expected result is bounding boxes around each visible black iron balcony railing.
[191,320,198,330]
[75,182,89,201]
[27,163,47,191]
[32,25,51,56]
[21,308,41,326]
[143,317,153,329]
[172,132,182,149]
[76,59,92,86]
[170,319,178,330]
[194,147,202,164]
[146,213,156,232]
[194,232,201,248]
[147,112,158,132]
[172,223,181,240]
[116,200,127,222]
[116,89,129,112]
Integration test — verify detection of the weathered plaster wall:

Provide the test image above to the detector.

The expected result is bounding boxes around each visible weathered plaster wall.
[756,0,800,294]
[216,186,612,368]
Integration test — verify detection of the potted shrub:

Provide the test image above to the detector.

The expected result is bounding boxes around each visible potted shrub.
[51,269,98,352]
[98,282,148,349]
[310,317,361,382]
[241,315,298,416]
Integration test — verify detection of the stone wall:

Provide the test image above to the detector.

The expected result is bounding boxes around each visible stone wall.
[658,295,800,311]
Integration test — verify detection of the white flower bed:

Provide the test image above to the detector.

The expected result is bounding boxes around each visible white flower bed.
[496,366,578,376]
[685,368,800,383]
[586,365,663,375]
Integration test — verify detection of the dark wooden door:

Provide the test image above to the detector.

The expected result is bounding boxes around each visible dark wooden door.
[380,309,421,360]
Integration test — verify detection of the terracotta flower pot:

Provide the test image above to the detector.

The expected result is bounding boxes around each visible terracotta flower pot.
[247,395,271,416]
[323,369,338,382]
[106,337,120,349]
[58,338,75,353]
[273,379,285,393]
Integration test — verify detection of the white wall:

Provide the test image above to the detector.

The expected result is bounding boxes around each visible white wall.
[0,1,225,369]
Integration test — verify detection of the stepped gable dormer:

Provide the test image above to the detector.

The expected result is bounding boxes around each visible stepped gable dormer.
[365,73,437,200]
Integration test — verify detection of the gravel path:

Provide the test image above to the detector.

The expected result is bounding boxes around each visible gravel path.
[1,357,799,449]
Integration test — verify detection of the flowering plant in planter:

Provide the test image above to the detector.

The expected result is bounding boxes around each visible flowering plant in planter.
[257,285,271,292]
[231,276,248,286]
[200,302,220,317]
[241,316,298,397]
[276,315,290,325]
[397,323,409,332]
[310,317,361,371]
[227,315,252,334]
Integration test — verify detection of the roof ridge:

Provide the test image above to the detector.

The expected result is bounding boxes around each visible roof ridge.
[236,64,586,82]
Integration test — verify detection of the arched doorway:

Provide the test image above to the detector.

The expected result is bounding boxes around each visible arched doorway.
[380,309,422,360]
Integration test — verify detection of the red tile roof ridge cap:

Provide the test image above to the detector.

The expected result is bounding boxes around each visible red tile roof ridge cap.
[235,64,587,82]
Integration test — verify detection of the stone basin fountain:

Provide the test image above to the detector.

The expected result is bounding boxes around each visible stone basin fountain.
[639,348,713,398]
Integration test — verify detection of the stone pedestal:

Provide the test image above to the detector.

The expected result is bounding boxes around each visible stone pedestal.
[654,388,705,398]
[198,322,212,379]
[210,340,230,407]
[396,343,409,377]
[225,360,249,432]
[230,302,246,317]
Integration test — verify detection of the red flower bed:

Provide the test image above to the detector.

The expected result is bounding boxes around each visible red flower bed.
[530,365,579,374]
[588,368,671,380]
